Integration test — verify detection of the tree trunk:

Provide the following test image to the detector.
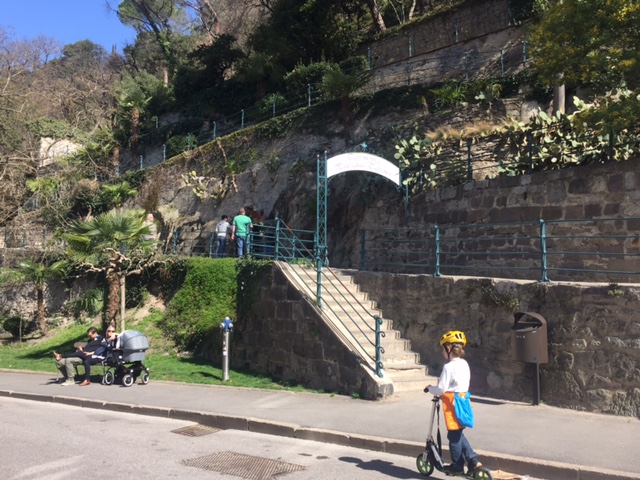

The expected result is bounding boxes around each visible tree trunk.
[112,145,120,177]
[342,95,351,146]
[120,275,126,332]
[37,286,46,334]
[104,270,119,332]
[367,0,386,33]
[131,107,140,163]
[553,84,566,114]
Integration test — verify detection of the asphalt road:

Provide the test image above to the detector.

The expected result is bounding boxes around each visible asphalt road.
[3,396,529,480]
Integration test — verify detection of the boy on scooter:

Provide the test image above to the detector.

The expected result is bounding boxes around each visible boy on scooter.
[425,330,482,475]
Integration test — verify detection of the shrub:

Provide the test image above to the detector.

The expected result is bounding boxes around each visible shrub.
[159,257,237,351]
[2,315,29,338]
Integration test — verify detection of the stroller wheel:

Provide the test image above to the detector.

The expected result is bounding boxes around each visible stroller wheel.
[141,371,150,385]
[122,373,134,387]
[416,453,434,477]
[103,370,115,386]
[473,468,493,480]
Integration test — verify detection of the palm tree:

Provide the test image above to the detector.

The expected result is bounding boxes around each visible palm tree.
[0,258,67,336]
[321,67,371,146]
[64,208,157,332]
[102,181,138,211]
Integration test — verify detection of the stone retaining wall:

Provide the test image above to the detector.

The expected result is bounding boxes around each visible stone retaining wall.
[360,0,513,68]
[231,266,389,400]
[339,158,640,283]
[351,271,640,416]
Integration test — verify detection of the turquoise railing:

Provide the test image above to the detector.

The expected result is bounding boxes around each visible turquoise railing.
[359,217,640,283]
[280,260,385,378]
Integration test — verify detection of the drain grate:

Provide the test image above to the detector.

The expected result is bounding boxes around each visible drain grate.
[172,424,221,437]
[182,451,306,480]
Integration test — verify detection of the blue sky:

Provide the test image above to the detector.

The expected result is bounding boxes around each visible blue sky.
[1,1,136,53]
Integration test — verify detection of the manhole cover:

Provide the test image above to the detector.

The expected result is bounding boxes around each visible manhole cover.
[172,424,221,437]
[182,451,306,479]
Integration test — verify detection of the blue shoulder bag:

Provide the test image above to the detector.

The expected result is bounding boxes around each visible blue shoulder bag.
[453,392,474,428]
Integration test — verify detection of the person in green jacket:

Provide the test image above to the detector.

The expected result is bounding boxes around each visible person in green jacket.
[231,208,253,256]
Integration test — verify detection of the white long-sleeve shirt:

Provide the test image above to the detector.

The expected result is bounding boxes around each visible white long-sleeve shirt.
[428,357,471,395]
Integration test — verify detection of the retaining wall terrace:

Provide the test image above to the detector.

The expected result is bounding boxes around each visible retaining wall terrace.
[231,266,388,400]
[351,271,640,416]
[344,157,640,283]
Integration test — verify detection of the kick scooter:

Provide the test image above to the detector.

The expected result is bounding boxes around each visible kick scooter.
[416,395,493,479]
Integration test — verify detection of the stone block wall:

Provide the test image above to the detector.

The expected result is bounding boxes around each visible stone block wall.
[348,158,640,283]
[352,271,640,416]
[360,0,513,69]
[231,266,389,400]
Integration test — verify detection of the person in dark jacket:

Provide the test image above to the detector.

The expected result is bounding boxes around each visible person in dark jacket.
[54,327,106,386]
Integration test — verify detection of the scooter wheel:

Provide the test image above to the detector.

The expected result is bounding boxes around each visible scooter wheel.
[473,468,493,480]
[416,453,434,476]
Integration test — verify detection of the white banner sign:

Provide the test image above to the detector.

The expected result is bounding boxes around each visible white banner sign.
[326,153,400,185]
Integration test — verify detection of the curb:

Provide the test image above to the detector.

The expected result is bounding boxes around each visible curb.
[1,389,639,480]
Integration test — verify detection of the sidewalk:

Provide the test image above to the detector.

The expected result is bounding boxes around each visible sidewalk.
[1,369,638,480]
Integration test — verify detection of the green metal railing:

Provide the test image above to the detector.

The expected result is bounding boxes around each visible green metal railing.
[359,217,640,283]
[281,260,385,378]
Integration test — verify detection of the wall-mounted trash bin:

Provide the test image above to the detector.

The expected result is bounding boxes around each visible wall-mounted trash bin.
[511,312,548,364]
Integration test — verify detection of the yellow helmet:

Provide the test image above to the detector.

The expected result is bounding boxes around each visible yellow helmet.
[440,330,466,347]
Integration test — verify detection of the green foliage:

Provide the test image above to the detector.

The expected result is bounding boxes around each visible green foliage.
[430,82,468,110]
[101,181,138,210]
[480,284,520,313]
[236,257,272,322]
[25,118,83,141]
[284,61,339,101]
[26,177,60,197]
[124,273,149,308]
[159,257,237,351]
[607,283,624,297]
[398,88,640,193]
[165,134,192,158]
[395,135,438,190]
[154,258,188,301]
[320,65,371,101]
[253,110,304,139]
[500,96,640,175]
[249,0,363,71]
[259,93,288,116]
[266,155,284,172]
[1,315,29,338]
[529,0,640,94]
[67,288,103,320]
[118,169,148,191]
[174,34,244,103]
[64,208,153,262]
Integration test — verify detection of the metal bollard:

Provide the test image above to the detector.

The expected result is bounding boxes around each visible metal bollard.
[220,317,234,381]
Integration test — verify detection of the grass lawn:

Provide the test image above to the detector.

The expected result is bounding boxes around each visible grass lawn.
[0,320,318,393]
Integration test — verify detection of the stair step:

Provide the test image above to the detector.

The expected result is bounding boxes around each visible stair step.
[282,263,433,394]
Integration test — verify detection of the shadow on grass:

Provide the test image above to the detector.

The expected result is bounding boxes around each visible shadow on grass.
[4,333,90,361]
[170,355,314,390]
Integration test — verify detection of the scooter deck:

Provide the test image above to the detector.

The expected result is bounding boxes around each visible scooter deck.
[443,468,492,479]
[443,471,475,478]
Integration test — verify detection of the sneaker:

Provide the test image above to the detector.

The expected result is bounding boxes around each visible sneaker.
[61,379,75,386]
[442,464,465,474]
[467,459,482,473]
[79,380,90,386]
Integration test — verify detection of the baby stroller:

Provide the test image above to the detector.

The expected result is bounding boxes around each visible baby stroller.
[102,330,150,387]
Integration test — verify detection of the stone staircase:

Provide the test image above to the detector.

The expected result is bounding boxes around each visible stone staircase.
[279,262,437,393]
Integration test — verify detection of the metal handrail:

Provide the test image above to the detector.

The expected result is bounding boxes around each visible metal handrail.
[359,217,640,283]
[255,220,384,377]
